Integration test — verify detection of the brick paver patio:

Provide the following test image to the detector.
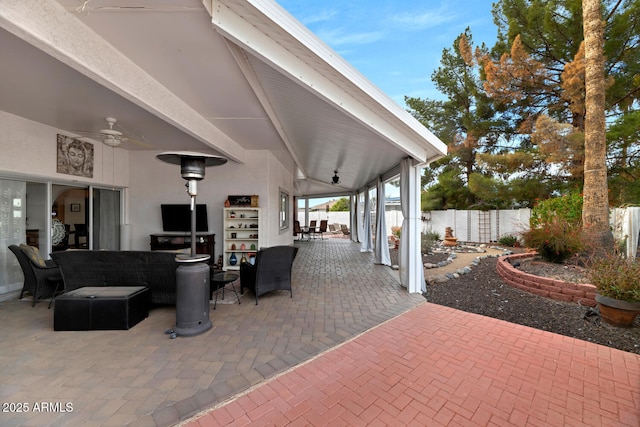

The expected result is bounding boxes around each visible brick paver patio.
[185,302,640,426]
[0,238,423,426]
[2,238,639,426]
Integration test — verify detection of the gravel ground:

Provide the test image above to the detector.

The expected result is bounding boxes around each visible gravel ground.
[422,254,640,355]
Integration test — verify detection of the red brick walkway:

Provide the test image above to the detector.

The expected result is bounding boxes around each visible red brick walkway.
[184,303,640,426]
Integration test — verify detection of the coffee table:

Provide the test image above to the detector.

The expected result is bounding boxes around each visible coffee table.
[210,272,240,310]
[54,286,149,330]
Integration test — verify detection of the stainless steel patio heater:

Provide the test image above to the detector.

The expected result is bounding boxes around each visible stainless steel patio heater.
[156,151,227,338]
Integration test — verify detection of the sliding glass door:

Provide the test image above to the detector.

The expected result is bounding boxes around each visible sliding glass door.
[0,179,27,297]
[1,180,123,300]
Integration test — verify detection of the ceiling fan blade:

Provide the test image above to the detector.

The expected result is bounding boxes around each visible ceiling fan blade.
[70,130,103,139]
[121,136,154,149]
[70,118,153,148]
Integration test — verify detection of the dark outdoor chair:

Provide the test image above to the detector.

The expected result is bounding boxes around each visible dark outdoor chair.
[293,220,307,241]
[308,220,317,239]
[340,224,350,235]
[8,244,62,308]
[240,245,299,305]
[316,220,328,240]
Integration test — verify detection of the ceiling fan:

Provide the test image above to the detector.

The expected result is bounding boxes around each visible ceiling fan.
[73,117,152,148]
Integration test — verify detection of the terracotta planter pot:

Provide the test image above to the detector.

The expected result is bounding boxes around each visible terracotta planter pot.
[595,294,640,327]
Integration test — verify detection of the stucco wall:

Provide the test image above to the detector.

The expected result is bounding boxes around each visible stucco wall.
[0,109,295,260]
[128,149,295,257]
[0,110,129,186]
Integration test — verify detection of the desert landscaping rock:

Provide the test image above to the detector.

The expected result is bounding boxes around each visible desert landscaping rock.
[425,253,640,355]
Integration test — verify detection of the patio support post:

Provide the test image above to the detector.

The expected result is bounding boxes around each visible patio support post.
[304,198,310,227]
[399,158,425,293]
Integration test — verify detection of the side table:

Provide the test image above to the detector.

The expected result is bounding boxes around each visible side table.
[211,272,240,310]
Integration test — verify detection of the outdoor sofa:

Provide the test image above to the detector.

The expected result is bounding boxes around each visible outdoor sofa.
[51,250,178,305]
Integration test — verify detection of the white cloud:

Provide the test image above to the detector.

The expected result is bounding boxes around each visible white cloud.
[316,28,385,47]
[299,9,338,25]
[389,6,456,31]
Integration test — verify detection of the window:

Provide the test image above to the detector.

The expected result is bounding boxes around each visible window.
[279,189,289,231]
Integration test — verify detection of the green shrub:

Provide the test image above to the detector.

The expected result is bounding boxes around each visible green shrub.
[522,219,584,263]
[530,191,583,229]
[498,235,520,247]
[421,230,440,253]
[588,254,640,302]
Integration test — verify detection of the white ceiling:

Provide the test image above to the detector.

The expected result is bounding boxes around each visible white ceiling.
[0,0,446,197]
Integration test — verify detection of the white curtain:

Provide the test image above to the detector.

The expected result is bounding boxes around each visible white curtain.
[0,179,27,294]
[628,207,640,258]
[612,207,640,259]
[375,177,391,265]
[350,194,360,243]
[399,158,425,292]
[93,188,120,250]
[360,189,373,252]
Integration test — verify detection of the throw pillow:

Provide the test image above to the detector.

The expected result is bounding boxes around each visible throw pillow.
[19,244,46,267]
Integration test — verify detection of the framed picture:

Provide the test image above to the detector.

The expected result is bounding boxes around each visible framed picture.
[227,196,258,208]
[56,134,94,178]
[70,204,81,212]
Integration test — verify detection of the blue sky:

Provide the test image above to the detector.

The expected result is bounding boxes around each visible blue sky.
[276,0,498,106]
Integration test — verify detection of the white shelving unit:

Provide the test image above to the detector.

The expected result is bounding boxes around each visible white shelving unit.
[222,207,262,270]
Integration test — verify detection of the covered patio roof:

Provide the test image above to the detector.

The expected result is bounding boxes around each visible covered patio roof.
[0,0,446,197]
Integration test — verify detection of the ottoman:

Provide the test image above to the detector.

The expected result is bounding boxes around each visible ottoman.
[54,286,150,331]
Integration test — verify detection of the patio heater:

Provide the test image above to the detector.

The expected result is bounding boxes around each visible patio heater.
[156,151,227,338]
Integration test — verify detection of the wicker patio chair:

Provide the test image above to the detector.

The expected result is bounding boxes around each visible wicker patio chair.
[240,245,298,305]
[8,244,62,307]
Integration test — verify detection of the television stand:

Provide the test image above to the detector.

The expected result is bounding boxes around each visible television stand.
[150,233,215,264]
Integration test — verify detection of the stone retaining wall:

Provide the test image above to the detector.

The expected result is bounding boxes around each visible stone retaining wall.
[496,253,597,307]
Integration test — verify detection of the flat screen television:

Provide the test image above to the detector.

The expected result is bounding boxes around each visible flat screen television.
[161,204,208,232]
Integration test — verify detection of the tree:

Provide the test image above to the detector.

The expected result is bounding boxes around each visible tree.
[329,197,350,212]
[407,29,515,209]
[606,111,640,204]
[408,0,640,210]
[485,0,640,194]
[582,0,614,252]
